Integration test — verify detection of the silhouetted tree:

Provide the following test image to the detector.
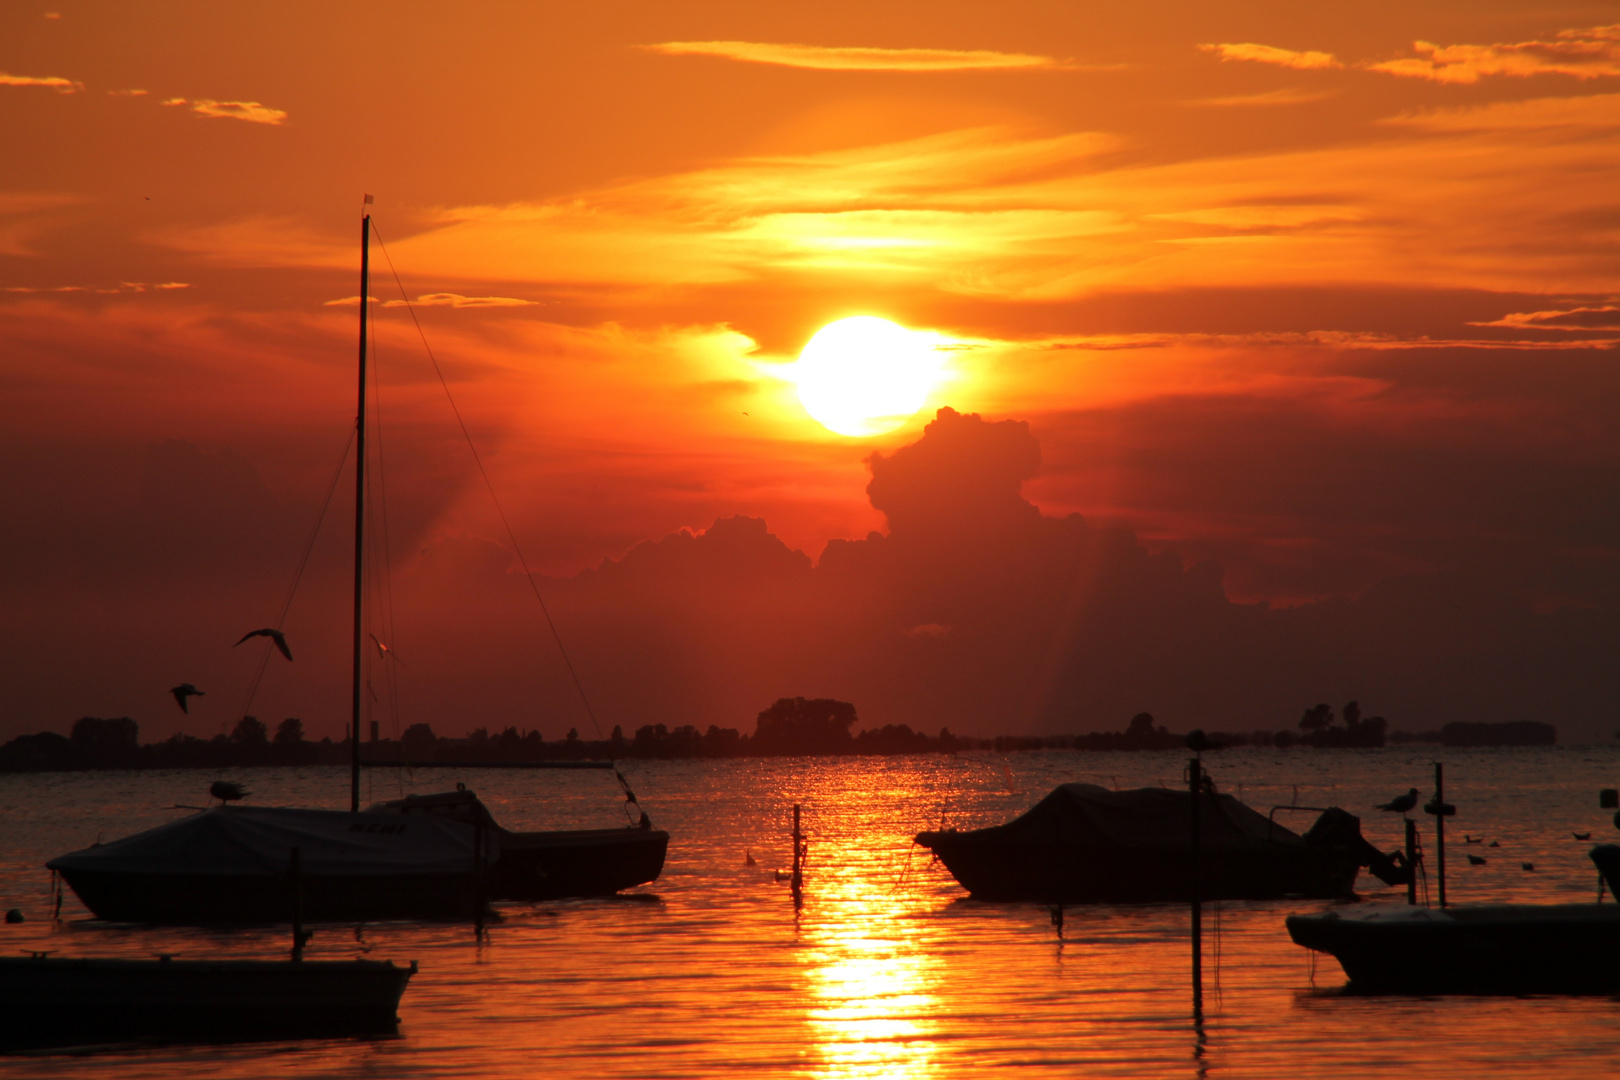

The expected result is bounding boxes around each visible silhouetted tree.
[752,697,857,755]
[274,717,304,745]
[401,723,437,756]
[231,716,268,745]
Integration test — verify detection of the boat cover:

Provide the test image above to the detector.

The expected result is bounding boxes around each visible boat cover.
[47,805,496,877]
[984,783,1304,853]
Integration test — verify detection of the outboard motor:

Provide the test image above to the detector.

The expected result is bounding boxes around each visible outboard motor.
[1304,806,1411,886]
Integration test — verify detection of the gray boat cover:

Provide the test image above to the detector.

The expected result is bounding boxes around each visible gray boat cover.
[990,783,1304,852]
[47,805,496,877]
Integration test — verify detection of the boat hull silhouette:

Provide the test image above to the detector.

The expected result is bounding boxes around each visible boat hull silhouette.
[1288,903,1620,993]
[0,954,414,1050]
[916,784,1364,903]
[1288,843,1620,994]
[492,827,669,901]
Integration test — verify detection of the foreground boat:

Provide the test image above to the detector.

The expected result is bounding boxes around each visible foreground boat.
[48,804,489,922]
[45,208,669,924]
[371,788,668,901]
[1286,844,1620,994]
[915,783,1400,903]
[0,953,414,1050]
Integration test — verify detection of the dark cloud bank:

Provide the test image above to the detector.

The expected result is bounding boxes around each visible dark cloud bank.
[5,407,1618,743]
[535,407,1620,742]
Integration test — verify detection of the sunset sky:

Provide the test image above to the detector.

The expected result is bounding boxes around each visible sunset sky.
[4,2,1619,742]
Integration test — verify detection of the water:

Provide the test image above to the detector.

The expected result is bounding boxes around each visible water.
[4,747,1620,1077]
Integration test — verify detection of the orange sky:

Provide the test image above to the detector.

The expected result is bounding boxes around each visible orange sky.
[4,2,1619,741]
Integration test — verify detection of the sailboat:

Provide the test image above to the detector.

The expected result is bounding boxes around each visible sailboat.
[49,206,668,922]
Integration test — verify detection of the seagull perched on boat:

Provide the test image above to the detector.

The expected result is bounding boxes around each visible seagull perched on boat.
[169,683,205,713]
[209,780,249,803]
[235,627,292,661]
[1467,854,1487,865]
[1375,788,1419,814]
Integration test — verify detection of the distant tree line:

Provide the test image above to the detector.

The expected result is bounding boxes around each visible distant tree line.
[0,715,320,772]
[0,699,1558,772]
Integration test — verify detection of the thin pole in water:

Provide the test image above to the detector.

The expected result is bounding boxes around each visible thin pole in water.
[289,846,306,961]
[350,211,370,813]
[1434,761,1447,908]
[791,804,804,909]
[1189,755,1202,1003]
[1406,817,1419,905]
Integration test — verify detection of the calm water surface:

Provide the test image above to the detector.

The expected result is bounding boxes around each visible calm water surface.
[4,747,1620,1077]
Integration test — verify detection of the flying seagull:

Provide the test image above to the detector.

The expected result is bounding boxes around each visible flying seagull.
[170,683,205,713]
[1375,788,1419,814]
[235,627,292,661]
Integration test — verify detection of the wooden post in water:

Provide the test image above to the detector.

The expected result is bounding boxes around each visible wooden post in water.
[791,804,804,909]
[1188,756,1202,1001]
[1433,762,1447,909]
[474,819,486,938]
[1405,817,1419,905]
[289,846,306,961]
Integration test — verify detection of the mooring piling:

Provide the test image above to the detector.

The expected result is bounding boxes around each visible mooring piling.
[1405,817,1419,905]
[791,804,805,909]
[1189,755,1203,1005]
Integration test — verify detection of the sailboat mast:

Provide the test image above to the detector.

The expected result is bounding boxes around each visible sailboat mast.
[351,212,370,812]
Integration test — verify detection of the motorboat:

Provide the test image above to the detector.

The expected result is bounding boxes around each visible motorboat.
[1285,844,1620,994]
[0,952,413,1050]
[915,783,1401,903]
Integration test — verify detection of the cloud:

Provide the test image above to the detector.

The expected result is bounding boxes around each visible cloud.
[379,91,1620,303]
[5,282,192,296]
[1198,43,1341,70]
[0,71,83,92]
[641,40,1065,72]
[162,97,287,125]
[1186,87,1336,107]
[108,88,148,97]
[1472,305,1620,331]
[322,295,379,306]
[1369,24,1620,84]
[382,293,537,309]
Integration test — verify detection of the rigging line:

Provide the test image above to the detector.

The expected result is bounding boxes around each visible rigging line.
[366,313,407,797]
[237,425,357,727]
[369,219,605,740]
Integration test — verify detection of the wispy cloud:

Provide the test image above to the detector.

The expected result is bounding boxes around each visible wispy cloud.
[641,40,1065,72]
[1472,305,1620,331]
[163,97,287,125]
[1370,24,1620,83]
[1198,43,1341,70]
[1186,87,1336,107]
[108,88,148,97]
[385,293,536,308]
[0,71,83,92]
[4,281,190,295]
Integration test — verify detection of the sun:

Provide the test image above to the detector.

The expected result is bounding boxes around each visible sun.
[793,316,943,437]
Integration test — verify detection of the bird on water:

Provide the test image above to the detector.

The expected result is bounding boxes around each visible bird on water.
[1375,788,1419,814]
[1467,854,1487,865]
[169,683,205,713]
[1574,832,1592,840]
[235,627,293,661]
